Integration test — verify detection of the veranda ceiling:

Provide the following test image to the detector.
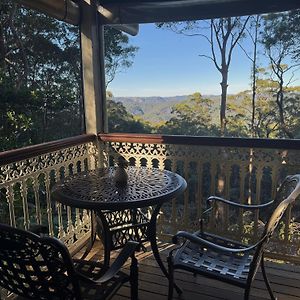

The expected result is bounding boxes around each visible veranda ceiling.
[19,0,300,26]
[99,0,300,24]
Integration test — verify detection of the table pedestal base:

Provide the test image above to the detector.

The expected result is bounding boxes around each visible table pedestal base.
[82,205,182,294]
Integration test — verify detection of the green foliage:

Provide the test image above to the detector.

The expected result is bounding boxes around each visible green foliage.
[261,11,300,138]
[107,98,151,133]
[226,77,300,139]
[283,94,300,138]
[262,10,300,62]
[157,93,218,135]
[226,92,252,137]
[0,2,139,151]
[226,87,279,138]
[0,75,37,150]
[155,12,300,139]
[0,2,83,149]
[104,27,139,86]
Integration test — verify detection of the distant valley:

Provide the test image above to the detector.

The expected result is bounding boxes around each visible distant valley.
[113,95,220,123]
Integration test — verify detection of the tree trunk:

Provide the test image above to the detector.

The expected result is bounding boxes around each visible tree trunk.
[220,69,228,136]
[251,16,259,137]
[276,84,294,139]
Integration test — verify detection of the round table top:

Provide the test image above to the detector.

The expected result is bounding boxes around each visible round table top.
[51,166,187,210]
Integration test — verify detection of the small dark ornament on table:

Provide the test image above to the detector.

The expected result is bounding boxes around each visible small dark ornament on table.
[114,156,129,188]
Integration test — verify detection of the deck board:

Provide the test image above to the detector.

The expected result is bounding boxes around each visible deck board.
[75,241,300,300]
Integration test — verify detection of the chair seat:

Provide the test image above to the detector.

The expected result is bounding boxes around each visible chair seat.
[172,232,254,287]
[74,260,128,300]
[14,260,129,300]
[0,224,139,300]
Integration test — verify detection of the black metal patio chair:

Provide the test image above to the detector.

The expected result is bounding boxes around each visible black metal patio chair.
[0,223,139,300]
[167,174,300,300]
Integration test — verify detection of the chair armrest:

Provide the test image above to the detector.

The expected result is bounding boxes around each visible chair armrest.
[202,207,213,216]
[95,241,140,284]
[207,196,274,210]
[172,231,264,254]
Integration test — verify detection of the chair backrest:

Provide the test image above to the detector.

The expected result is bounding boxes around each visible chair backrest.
[269,174,300,215]
[254,174,300,229]
[0,224,81,299]
[248,174,300,283]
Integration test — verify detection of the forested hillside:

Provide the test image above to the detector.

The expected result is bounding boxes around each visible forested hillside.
[114,95,220,123]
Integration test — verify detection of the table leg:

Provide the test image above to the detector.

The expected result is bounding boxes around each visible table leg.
[80,211,97,259]
[95,210,112,272]
[147,204,182,295]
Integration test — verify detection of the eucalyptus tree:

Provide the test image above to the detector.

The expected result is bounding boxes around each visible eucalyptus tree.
[158,16,250,135]
[0,1,84,145]
[237,15,263,137]
[0,1,138,150]
[262,11,300,139]
[104,27,138,88]
[226,79,279,138]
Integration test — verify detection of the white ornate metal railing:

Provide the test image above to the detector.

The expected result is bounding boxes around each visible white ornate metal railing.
[0,134,98,253]
[1,132,300,261]
[99,133,300,262]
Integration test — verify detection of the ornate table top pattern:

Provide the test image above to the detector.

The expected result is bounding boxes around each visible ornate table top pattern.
[51,166,187,210]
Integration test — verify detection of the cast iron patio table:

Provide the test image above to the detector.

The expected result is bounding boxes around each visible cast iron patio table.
[51,166,186,286]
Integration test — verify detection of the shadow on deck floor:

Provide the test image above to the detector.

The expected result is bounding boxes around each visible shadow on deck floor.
[75,240,300,300]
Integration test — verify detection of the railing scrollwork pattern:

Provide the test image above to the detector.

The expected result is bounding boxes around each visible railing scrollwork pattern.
[99,133,300,263]
[0,135,98,253]
[1,133,300,262]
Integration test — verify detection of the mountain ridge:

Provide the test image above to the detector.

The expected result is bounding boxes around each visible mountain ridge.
[113,95,220,123]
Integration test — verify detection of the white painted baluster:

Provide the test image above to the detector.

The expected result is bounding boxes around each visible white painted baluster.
[45,171,54,236]
[183,161,189,229]
[239,165,246,237]
[196,162,203,224]
[20,180,30,230]
[53,168,65,239]
[254,166,263,238]
[171,161,178,233]
[33,176,42,225]
[7,185,16,227]
[73,161,83,239]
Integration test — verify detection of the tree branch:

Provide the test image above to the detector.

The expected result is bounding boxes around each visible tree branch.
[210,21,222,73]
[237,41,253,61]
[199,54,215,63]
[228,16,250,66]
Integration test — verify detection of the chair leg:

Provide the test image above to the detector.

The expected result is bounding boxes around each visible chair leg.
[130,255,138,300]
[167,254,175,300]
[244,286,251,300]
[261,255,277,300]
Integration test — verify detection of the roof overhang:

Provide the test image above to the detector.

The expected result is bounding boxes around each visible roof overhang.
[18,0,300,35]
[98,0,300,24]
[18,0,80,25]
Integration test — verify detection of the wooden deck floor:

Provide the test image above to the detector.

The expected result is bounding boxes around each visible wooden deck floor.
[76,241,300,300]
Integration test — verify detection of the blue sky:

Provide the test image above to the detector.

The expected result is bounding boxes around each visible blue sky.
[108,23,299,97]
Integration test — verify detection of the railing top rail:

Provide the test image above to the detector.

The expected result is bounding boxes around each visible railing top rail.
[0,134,97,166]
[1,133,299,166]
[98,133,300,150]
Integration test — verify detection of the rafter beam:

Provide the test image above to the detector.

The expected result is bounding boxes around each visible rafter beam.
[18,0,80,25]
